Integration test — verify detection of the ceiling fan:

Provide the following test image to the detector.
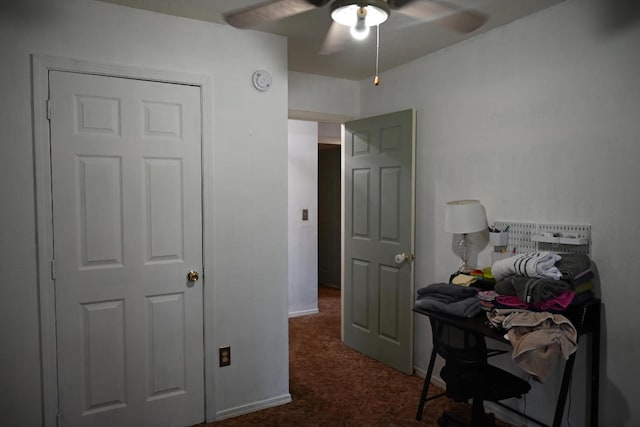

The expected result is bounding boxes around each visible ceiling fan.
[223,0,486,84]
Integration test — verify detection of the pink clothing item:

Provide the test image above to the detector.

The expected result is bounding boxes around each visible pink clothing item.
[477,290,498,301]
[495,295,530,309]
[536,290,575,311]
[495,291,576,312]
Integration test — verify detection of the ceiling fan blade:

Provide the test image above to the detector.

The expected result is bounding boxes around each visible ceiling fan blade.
[319,21,350,55]
[224,0,327,29]
[394,0,487,33]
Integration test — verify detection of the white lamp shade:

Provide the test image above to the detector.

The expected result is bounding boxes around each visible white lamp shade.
[444,200,487,234]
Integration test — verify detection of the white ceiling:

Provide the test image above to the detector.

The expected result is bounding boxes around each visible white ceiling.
[96,0,565,80]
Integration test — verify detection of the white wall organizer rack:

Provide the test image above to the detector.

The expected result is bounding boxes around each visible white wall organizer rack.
[492,221,591,262]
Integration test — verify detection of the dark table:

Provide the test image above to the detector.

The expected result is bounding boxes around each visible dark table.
[413,297,601,427]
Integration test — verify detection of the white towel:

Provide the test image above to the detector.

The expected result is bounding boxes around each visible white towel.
[491,252,562,281]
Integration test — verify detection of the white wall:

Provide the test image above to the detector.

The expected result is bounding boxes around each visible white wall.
[358,0,640,425]
[288,71,360,123]
[0,0,289,424]
[318,122,341,144]
[288,120,319,317]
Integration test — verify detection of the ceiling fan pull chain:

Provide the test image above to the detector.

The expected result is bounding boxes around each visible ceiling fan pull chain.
[374,24,380,86]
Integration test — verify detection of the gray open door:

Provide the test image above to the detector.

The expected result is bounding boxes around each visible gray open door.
[342,109,416,374]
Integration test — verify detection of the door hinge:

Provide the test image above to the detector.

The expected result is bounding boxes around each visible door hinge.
[51,259,56,280]
[46,99,52,120]
[56,413,62,427]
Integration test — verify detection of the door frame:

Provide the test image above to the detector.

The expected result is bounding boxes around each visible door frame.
[32,54,215,426]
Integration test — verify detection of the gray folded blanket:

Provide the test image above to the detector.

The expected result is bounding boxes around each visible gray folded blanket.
[415,296,482,318]
[415,283,480,317]
[494,276,572,304]
[555,254,592,284]
[417,282,478,299]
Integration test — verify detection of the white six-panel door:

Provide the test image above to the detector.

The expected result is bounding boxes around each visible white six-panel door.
[49,71,204,427]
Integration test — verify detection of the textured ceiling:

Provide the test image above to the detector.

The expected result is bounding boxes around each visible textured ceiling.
[97,0,565,80]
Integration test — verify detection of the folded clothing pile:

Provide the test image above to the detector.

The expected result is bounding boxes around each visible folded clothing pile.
[415,282,481,318]
[556,253,593,285]
[492,251,562,281]
[491,252,594,311]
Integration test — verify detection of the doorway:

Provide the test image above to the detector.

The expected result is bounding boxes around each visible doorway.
[318,141,341,289]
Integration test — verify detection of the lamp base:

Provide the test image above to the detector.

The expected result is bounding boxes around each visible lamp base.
[457,261,472,274]
[455,234,473,274]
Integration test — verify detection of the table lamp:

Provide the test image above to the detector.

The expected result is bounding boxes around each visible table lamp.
[445,200,487,273]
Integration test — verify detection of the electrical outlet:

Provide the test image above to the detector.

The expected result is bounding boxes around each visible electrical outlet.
[219,346,231,367]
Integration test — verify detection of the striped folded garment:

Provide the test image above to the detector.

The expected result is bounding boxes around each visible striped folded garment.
[491,251,562,281]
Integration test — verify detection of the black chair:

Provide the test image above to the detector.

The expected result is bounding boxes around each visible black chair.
[416,316,531,427]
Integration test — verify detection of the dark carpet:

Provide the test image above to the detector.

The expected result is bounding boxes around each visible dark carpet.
[199,285,516,426]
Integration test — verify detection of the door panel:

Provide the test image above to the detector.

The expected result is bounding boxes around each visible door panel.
[352,169,371,237]
[49,70,203,426]
[343,109,415,374]
[146,293,187,398]
[79,156,123,267]
[351,259,370,329]
[81,300,126,414]
[380,166,401,242]
[379,264,401,342]
[145,159,184,262]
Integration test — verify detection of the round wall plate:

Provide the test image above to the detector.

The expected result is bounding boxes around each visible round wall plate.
[252,70,272,92]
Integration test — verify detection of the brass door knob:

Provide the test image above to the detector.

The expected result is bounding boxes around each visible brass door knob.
[395,253,409,264]
[394,253,414,265]
[187,270,199,282]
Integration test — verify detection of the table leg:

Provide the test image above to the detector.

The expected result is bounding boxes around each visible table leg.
[552,352,576,427]
[590,308,601,427]
[416,348,437,421]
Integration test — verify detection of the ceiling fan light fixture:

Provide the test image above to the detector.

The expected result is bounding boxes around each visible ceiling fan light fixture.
[330,0,390,28]
[350,7,370,40]
[350,20,370,40]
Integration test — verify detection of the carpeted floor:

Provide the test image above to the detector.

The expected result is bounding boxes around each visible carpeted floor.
[198,285,516,426]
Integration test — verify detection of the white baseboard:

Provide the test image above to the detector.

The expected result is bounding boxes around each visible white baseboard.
[288,308,319,318]
[214,393,292,421]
